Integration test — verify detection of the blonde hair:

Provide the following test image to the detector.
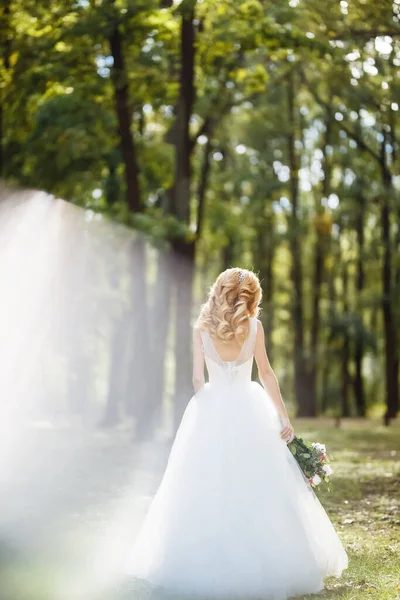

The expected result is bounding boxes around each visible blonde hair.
[195,267,262,343]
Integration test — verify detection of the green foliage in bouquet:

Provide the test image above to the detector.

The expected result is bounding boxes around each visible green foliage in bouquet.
[288,437,333,491]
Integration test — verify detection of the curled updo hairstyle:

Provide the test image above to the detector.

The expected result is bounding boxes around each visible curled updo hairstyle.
[195,268,262,343]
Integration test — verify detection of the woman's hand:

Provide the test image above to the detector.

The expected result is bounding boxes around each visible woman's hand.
[280,417,295,443]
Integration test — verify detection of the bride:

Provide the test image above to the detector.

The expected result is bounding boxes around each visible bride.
[129,268,348,599]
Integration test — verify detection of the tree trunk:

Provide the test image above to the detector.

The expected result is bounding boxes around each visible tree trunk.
[310,107,332,413]
[287,71,311,416]
[353,195,366,416]
[196,135,212,238]
[104,147,121,205]
[256,214,275,361]
[108,3,141,213]
[221,231,235,271]
[388,68,400,424]
[172,252,195,431]
[263,243,274,361]
[380,147,399,424]
[171,3,196,223]
[341,261,351,417]
[321,364,329,414]
[167,5,198,434]
[322,235,338,414]
[148,249,174,431]
[126,236,151,439]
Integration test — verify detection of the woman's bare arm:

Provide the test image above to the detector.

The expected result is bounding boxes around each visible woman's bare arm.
[254,319,294,442]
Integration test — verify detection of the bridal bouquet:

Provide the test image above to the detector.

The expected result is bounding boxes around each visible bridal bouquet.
[288,437,333,490]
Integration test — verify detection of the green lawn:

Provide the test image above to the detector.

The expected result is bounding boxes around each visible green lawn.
[293,419,400,600]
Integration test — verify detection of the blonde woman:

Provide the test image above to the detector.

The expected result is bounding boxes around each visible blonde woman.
[130,268,348,599]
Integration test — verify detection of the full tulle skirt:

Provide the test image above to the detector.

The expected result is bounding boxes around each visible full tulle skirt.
[128,382,348,599]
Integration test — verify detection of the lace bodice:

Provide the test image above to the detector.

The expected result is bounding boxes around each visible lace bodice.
[200,317,257,386]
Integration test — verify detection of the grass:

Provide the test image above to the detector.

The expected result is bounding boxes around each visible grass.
[293,419,400,600]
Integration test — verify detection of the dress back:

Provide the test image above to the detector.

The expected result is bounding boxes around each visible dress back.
[200,317,257,385]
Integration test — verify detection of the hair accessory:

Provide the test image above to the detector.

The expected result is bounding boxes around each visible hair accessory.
[238,270,246,282]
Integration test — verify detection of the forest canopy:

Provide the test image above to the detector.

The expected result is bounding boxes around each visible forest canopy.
[1,0,399,423]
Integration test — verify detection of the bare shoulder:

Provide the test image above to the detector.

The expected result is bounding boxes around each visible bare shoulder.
[255,319,265,341]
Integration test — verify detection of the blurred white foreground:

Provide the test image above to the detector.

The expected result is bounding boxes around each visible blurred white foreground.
[0,184,194,600]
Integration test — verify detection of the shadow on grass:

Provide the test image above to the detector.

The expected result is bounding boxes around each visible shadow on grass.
[297,584,354,599]
[295,421,400,455]
[319,474,400,515]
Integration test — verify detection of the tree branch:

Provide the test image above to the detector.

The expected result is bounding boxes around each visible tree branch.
[299,68,382,165]
[339,122,381,164]
[330,28,400,41]
[189,117,212,155]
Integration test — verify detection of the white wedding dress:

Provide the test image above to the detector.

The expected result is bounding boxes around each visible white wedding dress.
[129,317,348,599]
